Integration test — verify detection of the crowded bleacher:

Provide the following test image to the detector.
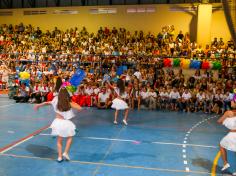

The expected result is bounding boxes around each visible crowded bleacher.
[0,23,235,114]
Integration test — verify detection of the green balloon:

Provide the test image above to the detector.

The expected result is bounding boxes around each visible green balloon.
[173,58,180,67]
[66,85,77,93]
[71,86,77,93]
[212,61,222,70]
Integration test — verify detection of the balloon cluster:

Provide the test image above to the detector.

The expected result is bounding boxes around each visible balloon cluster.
[19,72,30,86]
[63,69,86,93]
[162,58,222,70]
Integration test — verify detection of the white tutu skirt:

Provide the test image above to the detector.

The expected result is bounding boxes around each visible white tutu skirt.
[50,118,76,138]
[220,132,236,152]
[111,98,129,110]
[223,117,236,130]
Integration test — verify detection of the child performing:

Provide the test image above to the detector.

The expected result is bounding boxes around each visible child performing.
[217,100,236,174]
[110,79,129,125]
[34,88,82,162]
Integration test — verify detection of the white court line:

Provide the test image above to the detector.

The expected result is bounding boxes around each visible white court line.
[152,142,217,149]
[0,103,15,108]
[39,133,217,149]
[181,115,218,173]
[0,136,33,154]
[84,136,138,143]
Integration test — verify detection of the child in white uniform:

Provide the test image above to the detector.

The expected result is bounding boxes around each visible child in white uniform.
[34,88,82,162]
[110,79,129,125]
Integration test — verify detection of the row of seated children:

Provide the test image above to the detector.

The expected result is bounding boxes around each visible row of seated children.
[11,80,233,115]
[70,82,233,114]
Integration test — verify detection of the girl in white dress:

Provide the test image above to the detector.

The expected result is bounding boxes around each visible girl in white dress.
[34,88,82,162]
[110,79,129,125]
[217,102,236,174]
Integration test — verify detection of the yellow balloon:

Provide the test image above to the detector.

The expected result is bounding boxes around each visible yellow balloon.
[20,72,30,80]
[181,59,190,69]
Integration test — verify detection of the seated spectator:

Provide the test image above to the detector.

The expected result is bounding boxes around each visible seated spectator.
[139,87,149,109]
[8,78,18,99]
[169,87,181,111]
[181,88,192,112]
[30,82,41,103]
[195,90,206,112]
[147,88,157,110]
[213,89,224,114]
[91,83,100,106]
[204,90,213,113]
[223,91,233,112]
[159,87,169,110]
[84,83,93,107]
[40,82,49,102]
[13,83,30,103]
[97,87,111,109]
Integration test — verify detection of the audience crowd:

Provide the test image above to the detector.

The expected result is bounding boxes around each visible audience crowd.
[0,24,235,114]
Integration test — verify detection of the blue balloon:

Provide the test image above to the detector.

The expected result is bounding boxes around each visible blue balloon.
[190,60,201,69]
[69,69,86,87]
[20,79,30,87]
[117,66,123,76]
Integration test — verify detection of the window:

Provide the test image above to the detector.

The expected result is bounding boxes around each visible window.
[89,8,117,14]
[127,7,156,13]
[0,11,13,16]
[23,10,47,15]
[53,10,79,14]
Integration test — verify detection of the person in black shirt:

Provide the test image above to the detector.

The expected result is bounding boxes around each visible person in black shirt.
[176,31,184,41]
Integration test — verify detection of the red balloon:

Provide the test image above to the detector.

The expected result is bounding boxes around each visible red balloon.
[201,61,210,69]
[47,92,54,101]
[163,58,172,67]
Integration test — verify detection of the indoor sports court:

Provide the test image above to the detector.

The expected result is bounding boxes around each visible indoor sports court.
[0,95,235,176]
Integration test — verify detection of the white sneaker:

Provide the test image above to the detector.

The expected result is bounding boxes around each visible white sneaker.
[113,121,118,124]
[221,163,230,171]
[232,172,236,175]
[63,153,70,161]
[122,119,128,126]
